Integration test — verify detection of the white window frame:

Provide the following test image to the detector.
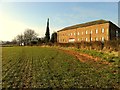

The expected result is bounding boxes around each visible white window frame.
[102,28,104,33]
[102,37,104,42]
[91,37,92,41]
[96,37,98,41]
[116,30,118,37]
[86,38,88,41]
[69,38,75,42]
[90,30,92,34]
[74,33,76,35]
[86,31,88,34]
[96,29,98,34]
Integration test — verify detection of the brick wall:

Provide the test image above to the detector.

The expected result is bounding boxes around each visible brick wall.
[57,21,120,43]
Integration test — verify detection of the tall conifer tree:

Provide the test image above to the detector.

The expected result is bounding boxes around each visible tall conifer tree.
[45,18,50,43]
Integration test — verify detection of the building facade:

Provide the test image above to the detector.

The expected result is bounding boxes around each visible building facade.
[57,19,120,43]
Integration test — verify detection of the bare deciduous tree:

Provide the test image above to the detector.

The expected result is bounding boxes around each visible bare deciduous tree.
[11,38,17,45]
[24,29,38,45]
[16,34,24,46]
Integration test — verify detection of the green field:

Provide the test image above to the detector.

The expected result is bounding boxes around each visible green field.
[2,47,119,88]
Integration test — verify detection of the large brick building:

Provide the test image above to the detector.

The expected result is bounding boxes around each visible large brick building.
[57,19,120,43]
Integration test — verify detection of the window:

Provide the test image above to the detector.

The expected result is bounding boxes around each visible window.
[102,28,104,33]
[86,31,88,34]
[90,30,92,34]
[101,37,104,42]
[69,38,75,42]
[74,33,76,35]
[78,38,79,41]
[71,33,72,36]
[90,38,92,41]
[86,38,88,41]
[82,32,83,35]
[78,32,80,35]
[96,37,98,41]
[96,29,98,34]
[116,30,118,37]
[81,38,83,41]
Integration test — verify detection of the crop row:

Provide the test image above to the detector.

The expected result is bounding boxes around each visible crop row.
[2,47,119,88]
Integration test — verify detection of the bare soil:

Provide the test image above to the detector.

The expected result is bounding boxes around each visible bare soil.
[58,48,111,65]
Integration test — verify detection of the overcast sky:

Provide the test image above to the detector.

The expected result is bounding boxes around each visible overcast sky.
[0,0,119,41]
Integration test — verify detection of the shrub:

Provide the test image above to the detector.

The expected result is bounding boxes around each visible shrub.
[104,39,120,51]
[79,41,90,49]
[91,41,103,50]
[74,43,80,49]
[56,39,120,52]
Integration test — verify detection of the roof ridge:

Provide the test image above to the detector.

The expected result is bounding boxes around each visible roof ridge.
[59,19,109,31]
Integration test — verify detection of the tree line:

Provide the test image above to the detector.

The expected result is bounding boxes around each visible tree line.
[11,29,57,46]
[1,18,57,46]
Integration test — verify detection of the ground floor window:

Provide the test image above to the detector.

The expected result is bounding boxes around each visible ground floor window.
[91,37,92,41]
[95,37,98,41]
[86,38,88,41]
[69,38,75,42]
[101,37,104,42]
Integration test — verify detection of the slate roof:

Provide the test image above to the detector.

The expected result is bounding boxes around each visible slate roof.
[58,19,110,32]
